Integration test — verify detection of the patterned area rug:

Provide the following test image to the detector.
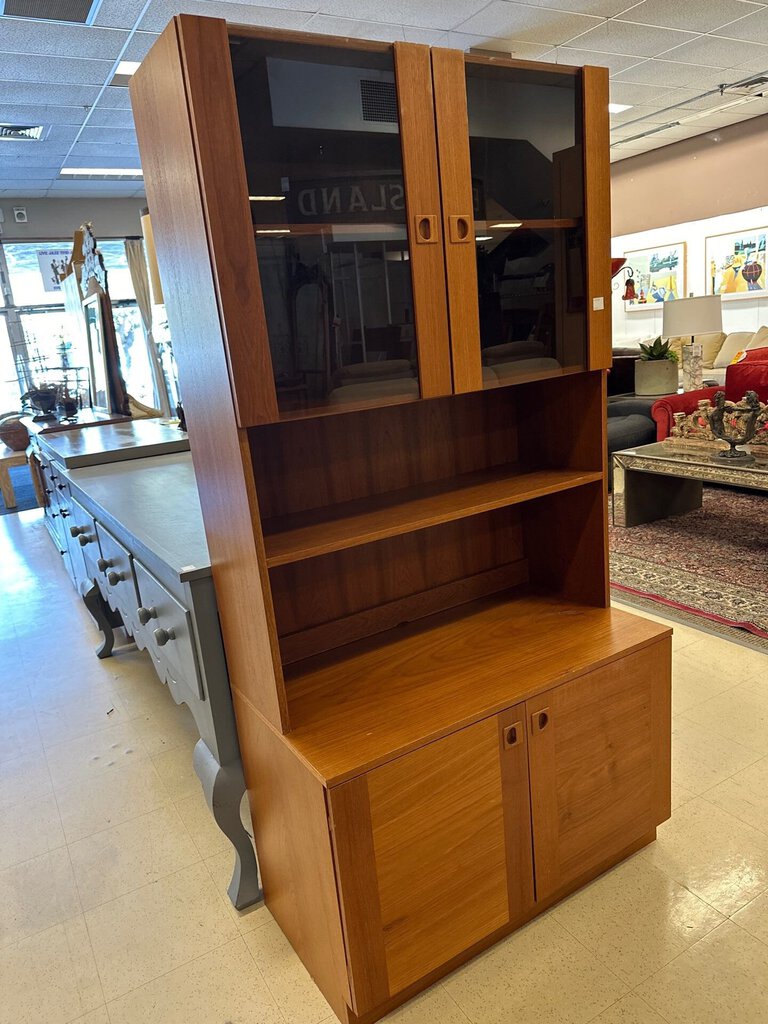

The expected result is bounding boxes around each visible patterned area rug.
[610,485,768,652]
[0,464,38,516]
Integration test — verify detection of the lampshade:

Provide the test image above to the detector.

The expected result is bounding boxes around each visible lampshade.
[140,208,164,306]
[662,294,722,338]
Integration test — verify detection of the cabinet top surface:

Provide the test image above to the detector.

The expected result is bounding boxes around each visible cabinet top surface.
[38,418,190,469]
[277,593,670,786]
[67,452,210,581]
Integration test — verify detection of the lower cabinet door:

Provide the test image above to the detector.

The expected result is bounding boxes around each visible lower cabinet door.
[527,639,672,903]
[328,709,533,1015]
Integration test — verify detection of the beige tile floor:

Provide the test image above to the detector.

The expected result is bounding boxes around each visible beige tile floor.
[1,510,767,1024]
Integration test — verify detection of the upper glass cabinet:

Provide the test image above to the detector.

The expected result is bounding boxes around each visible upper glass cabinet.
[229,35,450,418]
[433,53,590,393]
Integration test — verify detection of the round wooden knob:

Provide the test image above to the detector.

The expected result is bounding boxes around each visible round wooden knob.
[137,606,156,625]
[70,525,82,538]
[153,626,175,647]
[78,533,93,546]
[107,571,124,586]
[97,557,111,572]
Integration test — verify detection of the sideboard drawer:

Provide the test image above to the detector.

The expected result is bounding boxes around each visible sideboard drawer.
[96,523,141,635]
[133,559,203,700]
[68,498,101,581]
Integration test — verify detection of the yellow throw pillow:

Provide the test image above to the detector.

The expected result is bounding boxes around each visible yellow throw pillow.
[697,331,727,368]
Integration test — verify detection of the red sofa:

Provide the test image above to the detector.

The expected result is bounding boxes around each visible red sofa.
[651,347,768,440]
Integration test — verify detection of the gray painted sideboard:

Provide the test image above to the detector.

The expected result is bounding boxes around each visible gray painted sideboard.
[30,428,261,910]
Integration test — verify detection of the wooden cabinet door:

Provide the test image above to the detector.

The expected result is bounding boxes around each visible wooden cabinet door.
[328,709,533,1014]
[527,640,671,903]
[432,51,593,394]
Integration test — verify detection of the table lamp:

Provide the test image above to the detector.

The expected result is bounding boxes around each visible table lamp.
[662,294,722,391]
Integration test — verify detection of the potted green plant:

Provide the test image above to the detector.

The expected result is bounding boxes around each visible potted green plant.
[634,336,679,397]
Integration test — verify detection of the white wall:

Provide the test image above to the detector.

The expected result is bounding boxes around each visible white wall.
[0,198,146,242]
[612,204,768,349]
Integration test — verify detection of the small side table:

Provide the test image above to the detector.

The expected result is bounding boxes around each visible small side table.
[0,445,29,510]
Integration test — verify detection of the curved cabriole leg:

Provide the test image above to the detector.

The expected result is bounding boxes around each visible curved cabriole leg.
[193,739,263,910]
[82,583,115,659]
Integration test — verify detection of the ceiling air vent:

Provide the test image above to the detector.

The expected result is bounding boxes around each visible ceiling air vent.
[360,79,397,124]
[1,0,98,23]
[0,124,45,141]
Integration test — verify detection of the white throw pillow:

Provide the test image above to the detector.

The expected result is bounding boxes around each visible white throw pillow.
[713,331,754,368]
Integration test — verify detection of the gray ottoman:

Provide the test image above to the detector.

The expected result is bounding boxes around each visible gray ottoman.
[607,399,656,489]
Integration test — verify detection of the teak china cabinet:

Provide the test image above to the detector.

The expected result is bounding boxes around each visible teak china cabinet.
[131,18,671,1023]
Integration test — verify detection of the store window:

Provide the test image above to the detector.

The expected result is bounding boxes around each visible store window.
[0,318,18,411]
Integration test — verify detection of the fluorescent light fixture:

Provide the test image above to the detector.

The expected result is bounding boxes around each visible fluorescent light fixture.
[256,228,291,234]
[115,60,141,76]
[60,167,143,176]
[489,221,523,229]
[475,235,493,242]
[249,195,286,201]
[608,102,633,114]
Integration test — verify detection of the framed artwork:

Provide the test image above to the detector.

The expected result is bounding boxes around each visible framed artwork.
[622,243,686,309]
[83,293,110,413]
[706,228,767,299]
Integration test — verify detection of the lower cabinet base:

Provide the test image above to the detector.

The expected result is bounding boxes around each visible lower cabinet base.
[343,827,657,1024]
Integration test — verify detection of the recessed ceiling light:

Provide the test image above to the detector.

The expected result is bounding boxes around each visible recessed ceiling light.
[115,60,141,76]
[60,167,143,177]
[609,103,633,114]
[475,235,493,242]
[489,222,523,229]
[256,228,291,234]
[249,195,286,201]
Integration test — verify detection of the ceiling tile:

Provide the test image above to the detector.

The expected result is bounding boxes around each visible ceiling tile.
[456,3,603,46]
[93,0,158,29]
[0,19,127,60]
[569,20,697,57]
[544,47,646,74]
[85,107,136,129]
[609,101,683,125]
[121,32,160,63]
[616,0,763,34]
[0,173,59,183]
[0,80,100,107]
[608,80,679,105]
[79,126,138,145]
[402,28,451,45]
[66,143,142,160]
[0,103,86,124]
[613,57,733,90]
[317,0,475,30]
[98,87,134,109]
[659,34,768,70]
[303,15,403,40]
[513,0,635,14]
[0,54,113,86]
[715,7,768,43]
[138,1,317,34]
[448,33,554,58]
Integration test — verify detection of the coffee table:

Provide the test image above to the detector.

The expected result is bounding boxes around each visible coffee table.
[612,440,768,527]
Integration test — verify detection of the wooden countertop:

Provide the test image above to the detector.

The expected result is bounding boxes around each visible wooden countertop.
[37,418,190,468]
[249,592,671,787]
[67,452,211,582]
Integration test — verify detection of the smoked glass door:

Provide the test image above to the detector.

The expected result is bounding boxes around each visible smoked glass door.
[433,52,589,392]
[228,34,451,418]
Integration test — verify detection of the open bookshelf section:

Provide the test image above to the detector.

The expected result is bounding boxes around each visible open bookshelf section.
[262,464,601,567]
[277,591,666,785]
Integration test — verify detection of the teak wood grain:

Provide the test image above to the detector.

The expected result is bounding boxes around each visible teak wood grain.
[583,65,612,371]
[233,693,351,1020]
[263,465,602,567]
[130,19,288,730]
[527,639,671,901]
[281,595,671,785]
[431,47,483,393]
[392,42,453,400]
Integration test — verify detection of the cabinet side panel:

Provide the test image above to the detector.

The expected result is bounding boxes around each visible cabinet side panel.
[130,19,288,730]
[366,717,510,995]
[393,42,453,399]
[431,47,483,393]
[583,65,612,370]
[652,636,672,825]
[233,693,351,1019]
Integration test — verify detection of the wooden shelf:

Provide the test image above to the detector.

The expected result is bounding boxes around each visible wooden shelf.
[262,465,602,567]
[255,593,670,786]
